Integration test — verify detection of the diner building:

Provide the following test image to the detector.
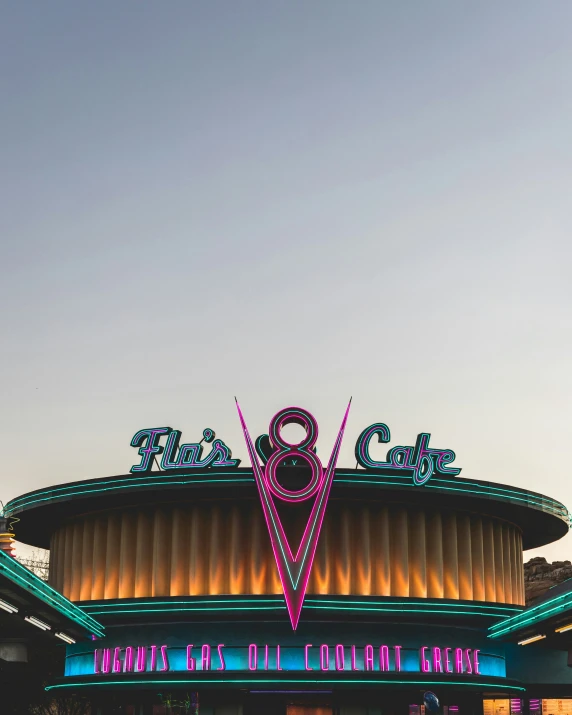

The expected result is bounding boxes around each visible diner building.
[2,406,572,715]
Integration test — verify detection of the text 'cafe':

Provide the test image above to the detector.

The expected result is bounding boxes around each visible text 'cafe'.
[3,401,572,715]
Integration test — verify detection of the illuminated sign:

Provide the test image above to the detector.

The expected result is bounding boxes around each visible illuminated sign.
[236,402,351,630]
[129,408,461,628]
[92,643,481,676]
[354,423,461,485]
[130,418,460,487]
[130,428,240,473]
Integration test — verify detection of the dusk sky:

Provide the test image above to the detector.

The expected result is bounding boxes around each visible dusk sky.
[2,2,571,561]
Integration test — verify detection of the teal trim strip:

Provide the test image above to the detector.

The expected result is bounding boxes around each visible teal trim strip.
[306,598,519,611]
[0,551,104,637]
[305,606,520,618]
[489,587,572,639]
[336,472,568,516]
[84,606,282,615]
[46,678,525,692]
[335,474,568,517]
[5,473,253,513]
[79,596,521,620]
[5,470,568,522]
[81,598,284,609]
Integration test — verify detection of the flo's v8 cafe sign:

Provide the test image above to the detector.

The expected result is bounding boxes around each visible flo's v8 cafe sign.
[130,414,461,487]
[129,403,462,630]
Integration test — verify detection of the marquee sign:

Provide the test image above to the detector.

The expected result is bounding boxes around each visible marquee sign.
[91,643,482,677]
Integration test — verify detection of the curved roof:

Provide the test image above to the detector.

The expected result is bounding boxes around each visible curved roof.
[5,468,569,550]
[0,550,104,638]
[489,577,572,644]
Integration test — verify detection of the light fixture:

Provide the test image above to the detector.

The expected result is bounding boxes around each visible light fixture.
[0,598,18,614]
[55,632,76,644]
[517,634,545,646]
[555,623,572,633]
[24,616,51,631]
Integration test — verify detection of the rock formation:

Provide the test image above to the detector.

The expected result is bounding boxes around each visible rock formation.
[524,556,572,604]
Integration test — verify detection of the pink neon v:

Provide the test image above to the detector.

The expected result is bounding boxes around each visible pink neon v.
[235,400,351,629]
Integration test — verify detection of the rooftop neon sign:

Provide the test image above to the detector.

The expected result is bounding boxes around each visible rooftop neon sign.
[236,401,351,630]
[130,428,240,473]
[355,423,461,485]
[125,407,463,629]
[128,418,460,487]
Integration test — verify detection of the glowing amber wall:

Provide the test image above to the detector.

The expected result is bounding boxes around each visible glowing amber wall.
[48,501,524,604]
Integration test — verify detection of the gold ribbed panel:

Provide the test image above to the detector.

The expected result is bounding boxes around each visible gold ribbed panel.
[48,502,524,605]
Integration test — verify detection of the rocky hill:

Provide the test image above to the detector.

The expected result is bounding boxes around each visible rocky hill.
[524,556,572,604]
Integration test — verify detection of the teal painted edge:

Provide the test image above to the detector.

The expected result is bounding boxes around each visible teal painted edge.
[46,677,525,692]
[79,595,522,620]
[4,469,569,523]
[0,550,104,637]
[4,472,254,513]
[488,587,572,639]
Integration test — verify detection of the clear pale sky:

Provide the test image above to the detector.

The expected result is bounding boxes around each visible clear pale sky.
[2,2,571,561]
